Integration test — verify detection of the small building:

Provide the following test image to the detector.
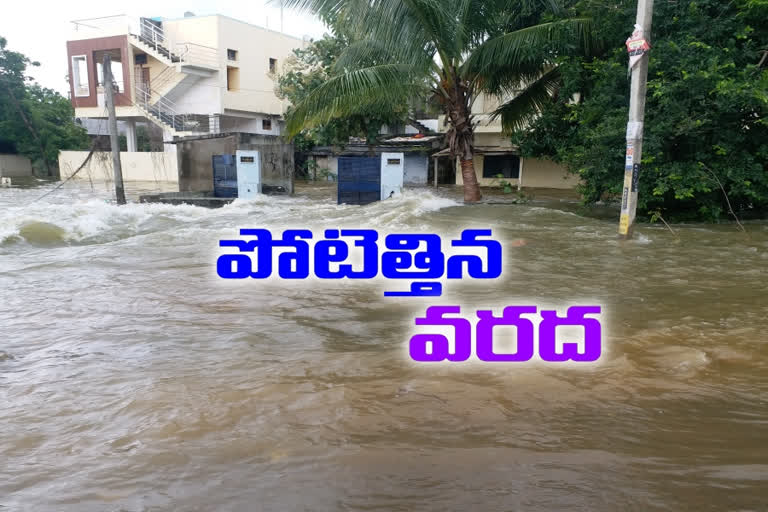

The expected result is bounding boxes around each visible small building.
[307,134,443,185]
[173,132,294,194]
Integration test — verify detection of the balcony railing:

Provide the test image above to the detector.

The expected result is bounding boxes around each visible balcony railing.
[70,16,220,70]
[135,82,214,134]
[70,15,134,37]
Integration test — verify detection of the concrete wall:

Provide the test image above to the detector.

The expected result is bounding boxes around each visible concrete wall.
[522,157,580,189]
[58,151,178,182]
[219,114,281,136]
[0,154,33,177]
[404,154,428,185]
[474,132,516,149]
[177,134,239,192]
[312,153,429,185]
[455,155,577,189]
[312,155,339,176]
[176,133,294,194]
[237,133,294,194]
[171,73,223,115]
[163,16,220,49]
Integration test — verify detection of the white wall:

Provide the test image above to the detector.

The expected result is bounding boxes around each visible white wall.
[58,151,178,182]
[0,154,33,177]
[219,114,281,135]
[163,16,220,49]
[171,74,222,115]
[217,16,306,116]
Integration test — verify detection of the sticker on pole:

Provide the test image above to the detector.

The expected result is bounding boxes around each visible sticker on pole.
[626,24,651,72]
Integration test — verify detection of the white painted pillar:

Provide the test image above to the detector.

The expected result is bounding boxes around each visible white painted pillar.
[162,129,177,156]
[125,119,138,152]
[518,157,524,191]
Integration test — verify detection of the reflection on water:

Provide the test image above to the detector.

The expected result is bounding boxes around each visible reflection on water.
[1,181,767,511]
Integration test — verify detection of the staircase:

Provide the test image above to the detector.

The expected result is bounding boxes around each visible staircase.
[129,18,182,66]
[130,18,220,137]
[135,83,207,135]
[407,118,435,134]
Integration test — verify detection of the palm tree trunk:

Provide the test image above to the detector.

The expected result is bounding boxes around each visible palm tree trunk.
[444,77,481,202]
[460,157,481,202]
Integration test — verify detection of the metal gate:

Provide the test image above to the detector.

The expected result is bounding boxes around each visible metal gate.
[212,154,237,198]
[337,157,381,205]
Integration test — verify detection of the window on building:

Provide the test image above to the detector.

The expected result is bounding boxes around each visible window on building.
[227,66,240,91]
[269,58,277,73]
[71,55,89,97]
[227,49,238,61]
[262,119,272,131]
[482,155,520,179]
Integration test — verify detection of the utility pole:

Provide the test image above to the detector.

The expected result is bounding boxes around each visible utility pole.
[618,0,654,239]
[103,54,126,205]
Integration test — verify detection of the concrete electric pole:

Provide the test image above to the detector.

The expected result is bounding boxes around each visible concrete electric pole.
[103,54,126,205]
[618,0,654,239]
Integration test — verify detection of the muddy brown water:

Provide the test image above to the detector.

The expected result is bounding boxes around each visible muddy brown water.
[1,181,767,511]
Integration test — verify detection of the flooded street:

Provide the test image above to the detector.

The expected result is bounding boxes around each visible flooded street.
[1,181,767,511]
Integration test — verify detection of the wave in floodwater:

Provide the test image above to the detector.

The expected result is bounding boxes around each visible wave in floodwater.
[0,189,464,249]
[1,181,767,511]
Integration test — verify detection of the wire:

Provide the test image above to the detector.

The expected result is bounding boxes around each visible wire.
[33,104,110,202]
[32,143,98,202]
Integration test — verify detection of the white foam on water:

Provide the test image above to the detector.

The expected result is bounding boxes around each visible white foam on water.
[0,199,209,246]
[0,188,464,247]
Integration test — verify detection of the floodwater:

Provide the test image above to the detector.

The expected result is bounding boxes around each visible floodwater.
[1,181,767,511]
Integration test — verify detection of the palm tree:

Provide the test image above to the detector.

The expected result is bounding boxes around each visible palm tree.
[282,0,594,202]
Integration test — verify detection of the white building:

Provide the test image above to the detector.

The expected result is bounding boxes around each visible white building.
[66,13,308,152]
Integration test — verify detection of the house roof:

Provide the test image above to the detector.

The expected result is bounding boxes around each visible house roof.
[382,135,442,144]
[431,145,520,157]
[309,134,445,156]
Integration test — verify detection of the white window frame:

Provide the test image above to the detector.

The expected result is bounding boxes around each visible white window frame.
[71,55,90,97]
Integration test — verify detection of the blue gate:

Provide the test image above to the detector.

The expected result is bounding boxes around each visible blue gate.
[212,154,237,198]
[337,157,381,205]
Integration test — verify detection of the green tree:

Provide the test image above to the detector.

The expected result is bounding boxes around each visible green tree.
[514,0,768,221]
[276,33,409,149]
[0,36,88,176]
[282,0,594,202]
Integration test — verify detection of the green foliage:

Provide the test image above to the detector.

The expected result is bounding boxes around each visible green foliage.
[0,36,88,174]
[280,0,595,143]
[513,0,768,221]
[276,33,409,148]
[494,173,515,194]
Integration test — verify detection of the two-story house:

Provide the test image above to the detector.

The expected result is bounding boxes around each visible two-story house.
[66,13,307,153]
